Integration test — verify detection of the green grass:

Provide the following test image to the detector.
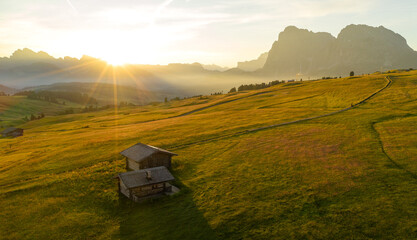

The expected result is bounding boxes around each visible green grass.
[0,96,81,127]
[1,71,417,239]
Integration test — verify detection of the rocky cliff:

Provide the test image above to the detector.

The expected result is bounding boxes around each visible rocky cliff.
[262,25,417,78]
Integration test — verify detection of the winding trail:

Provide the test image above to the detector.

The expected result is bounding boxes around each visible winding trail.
[0,77,397,193]
[169,76,392,150]
[258,93,323,109]
[371,117,417,180]
[176,91,273,117]
[130,91,274,125]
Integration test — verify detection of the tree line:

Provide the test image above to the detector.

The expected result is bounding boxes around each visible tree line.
[229,80,285,93]
[229,71,358,93]
[14,90,98,105]
[22,113,45,122]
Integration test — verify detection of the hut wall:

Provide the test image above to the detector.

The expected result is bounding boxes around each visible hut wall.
[127,158,140,170]
[139,154,171,169]
[119,180,130,198]
[154,153,171,168]
[131,183,165,197]
[2,130,23,137]
[13,130,23,137]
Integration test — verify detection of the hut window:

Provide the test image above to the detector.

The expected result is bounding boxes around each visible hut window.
[152,183,164,189]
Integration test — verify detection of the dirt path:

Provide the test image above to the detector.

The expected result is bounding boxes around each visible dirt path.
[3,77,393,192]
[258,93,323,109]
[174,91,274,117]
[371,116,417,180]
[169,76,392,150]
[246,76,392,133]
[128,91,274,126]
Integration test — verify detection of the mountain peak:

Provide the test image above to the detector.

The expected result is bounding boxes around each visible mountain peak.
[283,25,303,32]
[337,24,410,52]
[262,24,417,77]
[10,48,53,61]
[278,26,335,41]
[338,24,404,41]
[280,26,310,36]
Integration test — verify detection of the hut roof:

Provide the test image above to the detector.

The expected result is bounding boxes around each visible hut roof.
[1,127,23,134]
[120,142,177,162]
[117,166,174,189]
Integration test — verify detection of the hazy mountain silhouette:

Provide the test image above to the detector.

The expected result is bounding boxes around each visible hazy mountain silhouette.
[0,84,16,94]
[237,52,268,71]
[0,49,266,97]
[0,49,206,94]
[262,24,417,78]
[2,24,414,95]
[201,64,230,72]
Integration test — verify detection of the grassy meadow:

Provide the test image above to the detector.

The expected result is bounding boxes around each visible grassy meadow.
[0,96,85,127]
[1,71,417,239]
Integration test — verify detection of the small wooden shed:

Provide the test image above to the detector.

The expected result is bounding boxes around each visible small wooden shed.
[1,127,23,138]
[116,166,175,202]
[120,142,177,171]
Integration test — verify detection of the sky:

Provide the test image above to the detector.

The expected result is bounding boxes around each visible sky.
[0,0,416,67]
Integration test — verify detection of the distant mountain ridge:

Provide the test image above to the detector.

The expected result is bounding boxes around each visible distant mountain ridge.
[237,52,269,71]
[262,24,417,78]
[201,64,230,72]
[1,24,415,94]
[0,84,16,94]
[0,49,213,94]
[0,49,267,97]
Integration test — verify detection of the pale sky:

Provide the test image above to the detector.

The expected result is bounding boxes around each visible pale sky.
[0,0,416,67]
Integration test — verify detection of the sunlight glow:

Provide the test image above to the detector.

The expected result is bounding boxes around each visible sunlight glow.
[105,58,126,66]
[1,0,417,66]
[77,26,179,65]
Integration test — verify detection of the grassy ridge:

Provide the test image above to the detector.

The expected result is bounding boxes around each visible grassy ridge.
[1,71,417,239]
[0,96,82,127]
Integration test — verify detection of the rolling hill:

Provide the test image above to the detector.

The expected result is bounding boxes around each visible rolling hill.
[0,84,16,95]
[1,70,417,239]
[0,95,84,127]
[23,82,171,106]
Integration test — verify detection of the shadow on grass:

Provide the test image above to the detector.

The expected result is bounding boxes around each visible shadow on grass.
[116,184,218,240]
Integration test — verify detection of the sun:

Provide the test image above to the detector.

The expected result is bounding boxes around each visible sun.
[105,57,126,66]
[73,21,174,66]
[101,52,129,66]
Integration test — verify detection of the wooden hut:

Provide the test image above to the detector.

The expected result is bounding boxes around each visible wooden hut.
[116,166,175,202]
[1,127,23,137]
[121,142,177,170]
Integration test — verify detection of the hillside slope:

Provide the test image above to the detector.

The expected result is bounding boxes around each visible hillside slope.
[0,96,82,127]
[0,84,16,95]
[1,71,417,239]
[23,82,168,105]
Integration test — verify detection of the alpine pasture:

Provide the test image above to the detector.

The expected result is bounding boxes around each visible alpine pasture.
[1,70,417,239]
